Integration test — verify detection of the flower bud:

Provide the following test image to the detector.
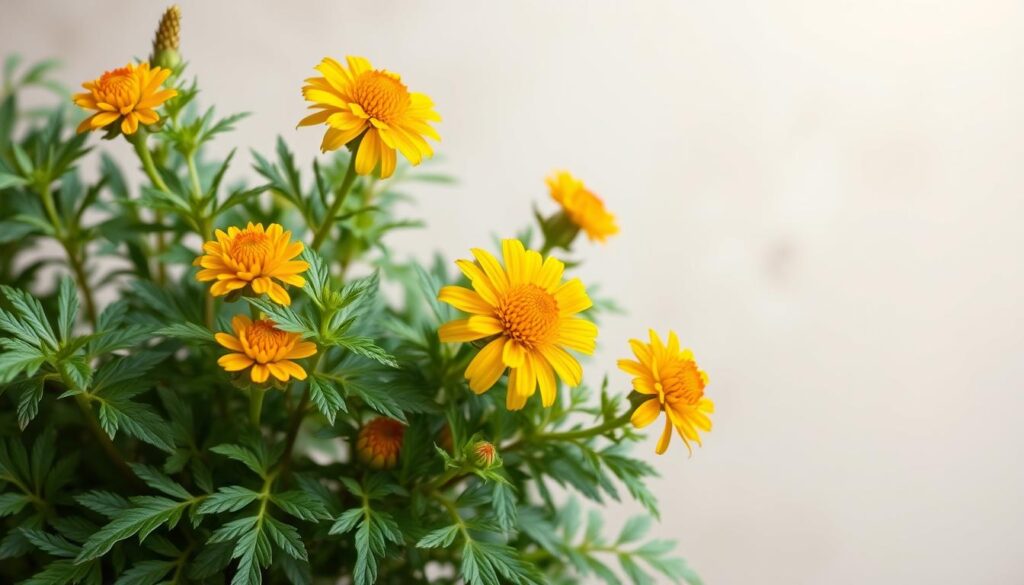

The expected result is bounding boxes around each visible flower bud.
[469,440,500,469]
[357,418,406,470]
[151,5,182,71]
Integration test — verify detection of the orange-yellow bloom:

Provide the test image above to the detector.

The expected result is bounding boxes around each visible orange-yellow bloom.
[438,239,598,410]
[299,56,440,179]
[547,171,618,242]
[193,223,308,306]
[357,418,406,469]
[73,62,177,135]
[618,330,713,455]
[215,315,317,384]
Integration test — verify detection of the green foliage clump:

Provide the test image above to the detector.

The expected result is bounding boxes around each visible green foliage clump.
[0,16,704,585]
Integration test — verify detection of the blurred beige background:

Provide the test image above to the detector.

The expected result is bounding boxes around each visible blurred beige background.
[5,0,1024,583]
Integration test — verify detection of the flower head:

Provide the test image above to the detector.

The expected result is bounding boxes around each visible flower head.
[357,418,406,469]
[299,56,440,179]
[73,62,177,135]
[547,171,618,243]
[194,222,308,306]
[438,239,597,410]
[215,315,317,384]
[469,441,499,469]
[618,330,713,455]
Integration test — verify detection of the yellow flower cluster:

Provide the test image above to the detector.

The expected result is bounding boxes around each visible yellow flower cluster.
[74,48,710,456]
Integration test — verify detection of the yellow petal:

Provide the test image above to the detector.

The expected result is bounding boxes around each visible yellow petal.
[466,337,506,394]
[631,399,662,429]
[439,319,489,343]
[438,286,494,315]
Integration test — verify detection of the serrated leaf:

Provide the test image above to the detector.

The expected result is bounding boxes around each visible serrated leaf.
[76,496,190,562]
[264,515,307,560]
[416,524,459,549]
[129,464,192,500]
[210,443,266,477]
[56,277,78,342]
[271,490,331,522]
[154,322,214,342]
[198,486,261,515]
[0,493,30,517]
[307,376,346,425]
[111,559,175,585]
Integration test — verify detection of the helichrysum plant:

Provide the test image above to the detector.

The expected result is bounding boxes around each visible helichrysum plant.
[0,6,713,585]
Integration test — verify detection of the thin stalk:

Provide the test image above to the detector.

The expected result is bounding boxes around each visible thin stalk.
[38,184,98,326]
[279,352,322,474]
[249,387,265,427]
[310,156,358,251]
[532,411,633,442]
[130,131,171,284]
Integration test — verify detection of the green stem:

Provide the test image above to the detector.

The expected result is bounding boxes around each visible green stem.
[130,131,171,284]
[531,411,633,443]
[310,155,358,251]
[433,492,470,540]
[279,351,322,474]
[37,184,98,326]
[420,464,467,494]
[63,242,99,328]
[249,387,265,427]
[186,153,203,202]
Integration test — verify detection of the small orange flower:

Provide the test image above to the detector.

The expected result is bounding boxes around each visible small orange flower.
[194,223,308,306]
[215,315,317,384]
[357,418,406,469]
[547,171,618,242]
[619,330,713,455]
[73,62,177,135]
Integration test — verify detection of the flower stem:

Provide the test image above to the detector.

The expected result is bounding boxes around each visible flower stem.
[249,386,265,427]
[129,131,171,284]
[37,184,98,327]
[532,411,633,442]
[310,155,358,251]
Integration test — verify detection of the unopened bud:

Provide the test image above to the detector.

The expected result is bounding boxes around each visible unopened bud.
[151,5,182,71]
[469,441,499,469]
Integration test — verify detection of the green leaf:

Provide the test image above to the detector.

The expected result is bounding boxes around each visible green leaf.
[20,528,79,558]
[331,335,397,368]
[56,276,78,342]
[21,559,98,585]
[76,496,190,562]
[75,491,131,518]
[100,399,176,453]
[0,172,26,190]
[0,338,46,383]
[198,486,261,515]
[154,322,215,343]
[264,515,307,560]
[416,525,459,549]
[328,509,362,535]
[128,464,192,500]
[0,493,30,517]
[15,376,44,429]
[243,297,314,337]
[618,515,652,545]
[271,490,331,522]
[1,285,58,349]
[308,376,346,425]
[111,559,176,585]
[210,443,267,477]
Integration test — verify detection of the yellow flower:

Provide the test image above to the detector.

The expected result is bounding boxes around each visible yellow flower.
[357,418,406,469]
[73,62,177,135]
[438,239,597,410]
[618,330,713,455]
[193,223,308,306]
[299,56,440,179]
[547,171,618,242]
[215,315,317,384]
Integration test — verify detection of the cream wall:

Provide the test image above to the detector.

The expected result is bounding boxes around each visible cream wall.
[4,1,1024,583]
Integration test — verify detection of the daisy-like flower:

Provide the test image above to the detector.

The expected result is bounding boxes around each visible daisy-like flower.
[438,239,598,410]
[193,223,308,306]
[618,330,713,455]
[73,62,177,135]
[357,418,406,470]
[547,171,618,242]
[215,315,317,384]
[299,56,440,179]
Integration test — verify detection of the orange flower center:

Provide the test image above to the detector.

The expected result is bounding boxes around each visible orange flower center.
[229,230,272,267]
[496,284,560,348]
[353,71,409,123]
[96,67,139,109]
[655,359,705,406]
[246,320,290,354]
